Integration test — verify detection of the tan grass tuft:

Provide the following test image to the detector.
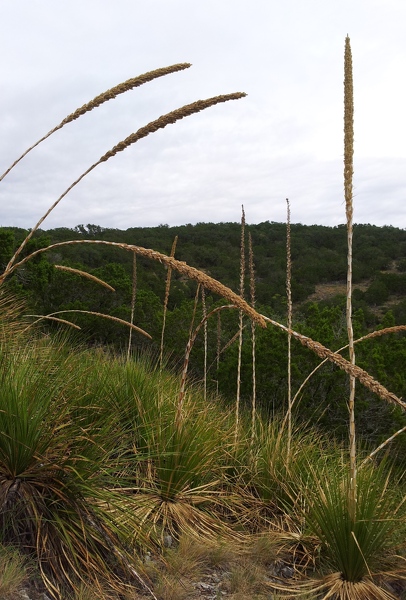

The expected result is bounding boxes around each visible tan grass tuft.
[0,547,29,599]
[299,571,397,600]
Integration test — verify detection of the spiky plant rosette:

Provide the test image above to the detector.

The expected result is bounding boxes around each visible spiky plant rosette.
[0,329,144,597]
[106,360,242,545]
[127,417,237,544]
[291,453,406,599]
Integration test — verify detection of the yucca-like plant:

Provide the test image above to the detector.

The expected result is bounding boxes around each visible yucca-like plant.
[276,35,406,600]
[297,455,406,599]
[0,312,151,598]
[104,356,239,545]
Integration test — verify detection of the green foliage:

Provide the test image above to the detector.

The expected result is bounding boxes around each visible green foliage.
[0,229,14,269]
[0,290,405,596]
[105,356,236,542]
[249,418,324,511]
[300,455,405,586]
[0,314,147,596]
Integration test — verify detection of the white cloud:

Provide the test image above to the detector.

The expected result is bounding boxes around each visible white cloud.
[1,0,406,230]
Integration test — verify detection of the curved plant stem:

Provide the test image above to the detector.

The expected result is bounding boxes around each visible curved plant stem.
[0,63,191,182]
[286,199,293,458]
[25,310,151,339]
[2,92,246,276]
[53,265,115,291]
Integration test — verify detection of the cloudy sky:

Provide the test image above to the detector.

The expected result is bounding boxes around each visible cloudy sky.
[1,0,405,231]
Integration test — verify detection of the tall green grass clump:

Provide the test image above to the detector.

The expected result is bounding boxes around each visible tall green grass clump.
[104,355,239,545]
[0,295,154,597]
[297,454,406,599]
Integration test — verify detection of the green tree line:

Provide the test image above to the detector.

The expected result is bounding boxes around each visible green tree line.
[2,221,406,453]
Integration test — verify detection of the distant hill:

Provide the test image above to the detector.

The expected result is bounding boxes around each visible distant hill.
[2,221,406,448]
[2,220,406,312]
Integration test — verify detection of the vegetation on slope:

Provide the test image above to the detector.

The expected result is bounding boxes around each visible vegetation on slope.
[1,41,406,600]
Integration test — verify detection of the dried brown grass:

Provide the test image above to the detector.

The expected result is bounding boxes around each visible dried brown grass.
[0,547,29,600]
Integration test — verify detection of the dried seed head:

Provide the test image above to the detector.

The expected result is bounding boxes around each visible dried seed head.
[344,35,354,221]
[60,63,192,126]
[0,63,192,183]
[100,93,247,162]
[54,265,115,291]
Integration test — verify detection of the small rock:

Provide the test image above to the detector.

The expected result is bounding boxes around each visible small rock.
[280,565,294,578]
[197,581,216,591]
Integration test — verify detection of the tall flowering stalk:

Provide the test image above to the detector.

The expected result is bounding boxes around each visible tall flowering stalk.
[201,286,208,401]
[344,35,356,520]
[235,206,246,441]
[248,232,257,446]
[127,251,137,361]
[160,236,178,369]
[285,199,293,458]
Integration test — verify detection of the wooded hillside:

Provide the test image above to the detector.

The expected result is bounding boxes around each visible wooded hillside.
[2,221,406,451]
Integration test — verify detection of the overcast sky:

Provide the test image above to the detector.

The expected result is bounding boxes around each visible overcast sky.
[1,1,405,231]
